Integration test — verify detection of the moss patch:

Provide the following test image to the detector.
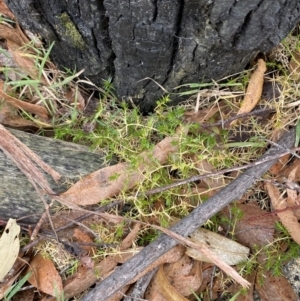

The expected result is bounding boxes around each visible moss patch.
[57,12,85,50]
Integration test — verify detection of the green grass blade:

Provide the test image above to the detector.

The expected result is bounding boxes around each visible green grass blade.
[295,119,300,147]
[4,272,32,300]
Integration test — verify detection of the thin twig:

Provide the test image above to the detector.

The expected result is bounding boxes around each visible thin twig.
[200,107,275,128]
[144,146,300,196]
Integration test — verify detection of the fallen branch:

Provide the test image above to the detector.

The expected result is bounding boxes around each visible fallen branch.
[0,128,108,223]
[80,127,296,301]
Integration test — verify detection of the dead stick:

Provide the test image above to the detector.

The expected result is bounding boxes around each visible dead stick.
[80,127,296,301]
[145,146,300,196]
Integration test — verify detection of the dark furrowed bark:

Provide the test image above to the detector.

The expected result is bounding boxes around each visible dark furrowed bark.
[5,0,300,113]
[5,0,114,85]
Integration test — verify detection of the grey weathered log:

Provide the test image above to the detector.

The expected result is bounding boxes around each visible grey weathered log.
[80,128,296,301]
[0,129,108,223]
[5,0,300,112]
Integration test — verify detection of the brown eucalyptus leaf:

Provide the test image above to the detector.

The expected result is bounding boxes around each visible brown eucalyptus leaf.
[221,203,276,250]
[27,253,63,296]
[61,135,180,205]
[256,270,297,301]
[232,59,266,125]
[265,182,300,244]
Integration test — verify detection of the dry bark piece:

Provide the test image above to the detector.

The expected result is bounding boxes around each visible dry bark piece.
[0,128,109,223]
[0,124,61,195]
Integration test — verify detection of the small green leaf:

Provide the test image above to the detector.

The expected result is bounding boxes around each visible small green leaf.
[295,119,300,147]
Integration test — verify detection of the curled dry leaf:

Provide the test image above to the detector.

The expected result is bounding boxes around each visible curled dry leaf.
[186,227,249,265]
[6,40,48,84]
[0,81,49,120]
[0,103,38,128]
[232,59,266,125]
[0,219,20,281]
[27,253,63,296]
[163,255,202,296]
[150,223,250,288]
[147,264,190,301]
[265,182,300,244]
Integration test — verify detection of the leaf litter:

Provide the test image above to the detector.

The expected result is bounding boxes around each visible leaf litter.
[1,2,300,300]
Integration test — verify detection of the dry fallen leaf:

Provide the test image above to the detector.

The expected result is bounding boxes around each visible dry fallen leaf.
[268,153,291,176]
[61,135,180,205]
[73,228,94,255]
[0,24,25,46]
[0,81,49,120]
[0,219,20,281]
[221,203,277,250]
[150,223,250,288]
[186,227,249,265]
[6,40,48,84]
[265,182,300,244]
[232,59,266,125]
[145,264,190,301]
[0,103,38,128]
[44,224,143,301]
[286,164,300,218]
[0,0,15,19]
[27,253,63,296]
[256,270,297,301]
[289,50,300,80]
[163,255,202,296]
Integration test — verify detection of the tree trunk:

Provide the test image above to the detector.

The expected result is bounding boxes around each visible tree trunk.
[5,0,300,112]
[0,129,108,223]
